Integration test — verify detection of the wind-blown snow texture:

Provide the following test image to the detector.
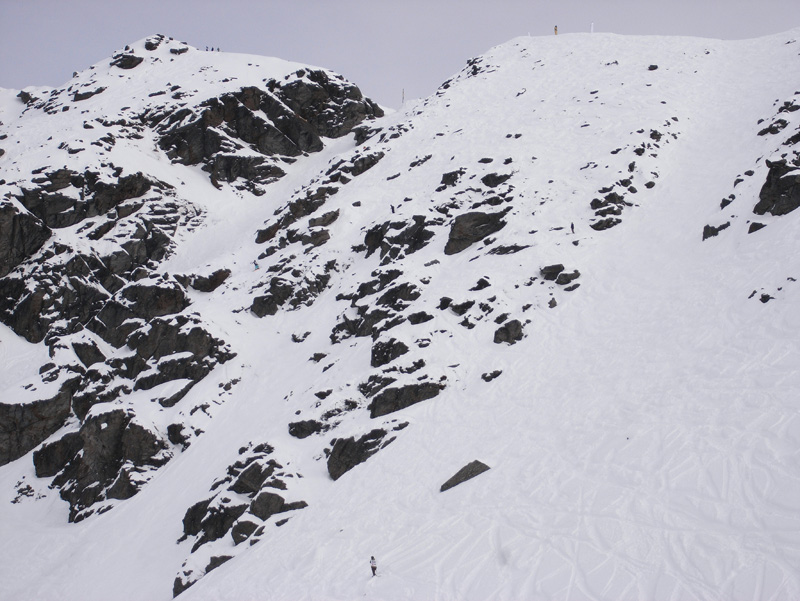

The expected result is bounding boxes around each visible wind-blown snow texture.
[1,30,800,601]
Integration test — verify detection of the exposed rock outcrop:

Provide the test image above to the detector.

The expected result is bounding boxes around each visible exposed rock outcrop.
[369,382,445,418]
[327,429,389,480]
[0,377,79,466]
[0,203,50,278]
[753,159,800,216]
[444,211,507,255]
[440,460,491,492]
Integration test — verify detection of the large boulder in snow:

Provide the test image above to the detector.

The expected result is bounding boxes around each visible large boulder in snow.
[444,211,507,255]
[229,460,278,495]
[493,319,524,345]
[368,382,445,418]
[110,53,144,69]
[327,429,389,480]
[251,277,294,317]
[440,460,491,492]
[186,269,230,292]
[753,159,800,216]
[231,516,261,545]
[370,337,409,367]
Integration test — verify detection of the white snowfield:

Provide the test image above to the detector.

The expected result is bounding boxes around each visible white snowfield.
[1,29,800,601]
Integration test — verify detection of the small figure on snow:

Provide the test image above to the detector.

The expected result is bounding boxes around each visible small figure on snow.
[570,222,575,234]
[554,25,558,35]
[253,260,259,270]
[370,556,377,577]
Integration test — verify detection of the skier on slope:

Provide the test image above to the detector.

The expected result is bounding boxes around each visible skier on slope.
[554,25,558,35]
[370,556,377,577]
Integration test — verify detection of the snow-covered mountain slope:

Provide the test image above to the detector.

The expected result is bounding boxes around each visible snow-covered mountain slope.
[1,29,800,601]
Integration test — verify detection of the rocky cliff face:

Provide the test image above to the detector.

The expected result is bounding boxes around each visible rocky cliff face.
[0,34,382,528]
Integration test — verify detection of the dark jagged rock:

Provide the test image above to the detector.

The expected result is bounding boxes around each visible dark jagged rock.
[73,87,106,102]
[555,270,581,286]
[127,315,232,362]
[369,382,444,418]
[0,202,51,278]
[229,460,277,495]
[590,217,622,231]
[358,375,397,399]
[167,423,190,447]
[590,191,629,218]
[444,211,507,255]
[494,319,523,345]
[121,422,168,466]
[438,169,465,190]
[327,429,388,480]
[440,460,491,492]
[540,264,565,280]
[702,222,731,240]
[309,210,340,228]
[17,90,34,105]
[182,498,213,537]
[481,370,502,382]
[288,420,324,439]
[753,160,800,216]
[144,36,163,51]
[408,311,434,324]
[329,303,396,343]
[758,119,788,136]
[370,338,409,368]
[488,244,529,255]
[188,269,230,292]
[271,69,383,138]
[0,253,113,344]
[205,154,285,188]
[33,431,84,478]
[363,215,435,263]
[327,151,385,179]
[231,517,261,545]
[249,491,287,520]
[110,54,144,69]
[153,72,381,187]
[54,410,169,519]
[193,503,249,547]
[251,278,294,317]
[16,171,154,230]
[449,300,474,316]
[481,172,512,188]
[156,86,321,169]
[0,377,79,466]
[120,279,189,318]
[376,282,420,311]
[72,340,107,367]
[748,222,766,234]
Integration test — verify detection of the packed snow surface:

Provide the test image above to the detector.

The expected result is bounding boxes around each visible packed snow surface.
[1,30,800,601]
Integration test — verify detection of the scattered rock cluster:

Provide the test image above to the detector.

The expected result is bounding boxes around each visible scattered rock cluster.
[174,442,307,595]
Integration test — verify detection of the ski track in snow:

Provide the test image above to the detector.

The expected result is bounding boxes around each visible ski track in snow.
[2,30,800,601]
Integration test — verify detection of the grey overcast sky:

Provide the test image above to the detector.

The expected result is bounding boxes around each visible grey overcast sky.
[1,0,799,108]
